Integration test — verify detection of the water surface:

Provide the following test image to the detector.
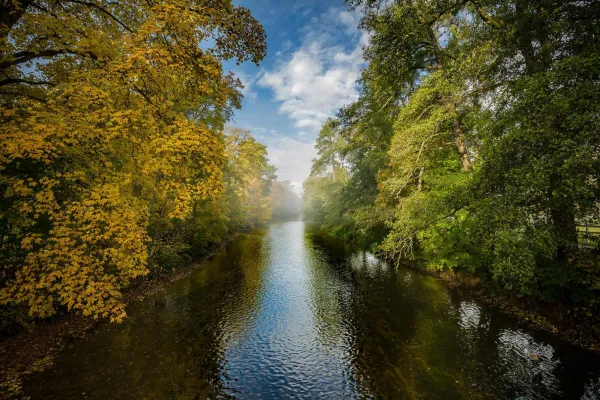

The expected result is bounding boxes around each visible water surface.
[25,221,600,399]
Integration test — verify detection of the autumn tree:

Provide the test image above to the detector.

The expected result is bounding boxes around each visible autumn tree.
[0,0,266,325]
[224,126,276,230]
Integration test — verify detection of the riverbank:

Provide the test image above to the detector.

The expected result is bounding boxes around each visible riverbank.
[0,228,600,399]
[313,229,600,352]
[11,222,600,399]
[411,266,600,353]
[0,236,235,400]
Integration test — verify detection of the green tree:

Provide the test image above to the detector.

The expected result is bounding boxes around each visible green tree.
[304,119,350,233]
[304,0,600,305]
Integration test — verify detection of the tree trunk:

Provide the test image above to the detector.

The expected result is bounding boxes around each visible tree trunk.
[417,166,424,191]
[453,118,471,171]
[551,207,578,262]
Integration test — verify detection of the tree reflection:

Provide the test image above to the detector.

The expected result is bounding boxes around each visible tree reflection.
[24,231,267,399]
[24,223,600,399]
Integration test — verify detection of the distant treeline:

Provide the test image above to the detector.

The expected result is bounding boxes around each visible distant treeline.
[304,0,600,312]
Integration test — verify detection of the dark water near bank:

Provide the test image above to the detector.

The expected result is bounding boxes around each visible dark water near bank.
[25,221,600,399]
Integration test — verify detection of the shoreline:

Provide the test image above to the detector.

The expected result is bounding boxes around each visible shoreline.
[405,265,600,353]
[3,229,600,398]
[313,229,600,352]
[0,235,235,400]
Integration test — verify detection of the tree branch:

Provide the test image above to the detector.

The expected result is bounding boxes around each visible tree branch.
[0,49,98,70]
[0,78,55,87]
[470,2,503,28]
[0,0,35,39]
[62,0,134,33]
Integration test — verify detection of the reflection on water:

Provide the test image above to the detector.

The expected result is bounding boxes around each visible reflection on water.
[496,329,560,398]
[24,221,600,399]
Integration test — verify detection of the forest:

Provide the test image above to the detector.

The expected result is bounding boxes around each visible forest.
[1,0,600,337]
[0,0,300,334]
[304,0,600,314]
[2,0,600,398]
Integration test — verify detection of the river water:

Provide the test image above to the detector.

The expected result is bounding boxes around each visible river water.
[24,221,600,399]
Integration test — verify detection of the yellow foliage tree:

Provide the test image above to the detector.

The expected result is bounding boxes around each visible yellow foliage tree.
[0,0,266,322]
[224,126,275,229]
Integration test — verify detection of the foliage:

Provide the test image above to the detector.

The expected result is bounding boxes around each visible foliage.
[306,0,600,309]
[224,126,276,230]
[304,119,353,235]
[0,0,269,326]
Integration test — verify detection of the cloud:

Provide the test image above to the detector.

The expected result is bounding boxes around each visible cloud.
[245,127,315,193]
[257,8,367,132]
[235,71,259,103]
[265,136,318,193]
[240,7,370,191]
[338,9,361,34]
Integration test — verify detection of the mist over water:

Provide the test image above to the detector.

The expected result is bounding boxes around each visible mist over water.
[271,181,303,222]
[24,222,600,399]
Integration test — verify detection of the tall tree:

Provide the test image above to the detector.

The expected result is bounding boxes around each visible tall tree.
[311,118,348,182]
[224,126,275,229]
[0,0,267,322]
[304,0,600,304]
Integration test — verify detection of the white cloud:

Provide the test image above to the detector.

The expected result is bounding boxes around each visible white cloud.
[338,9,361,34]
[257,7,368,132]
[234,127,315,192]
[266,137,318,193]
[235,71,258,103]
[242,7,370,191]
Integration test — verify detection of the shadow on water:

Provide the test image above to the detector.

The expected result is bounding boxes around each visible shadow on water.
[24,221,600,399]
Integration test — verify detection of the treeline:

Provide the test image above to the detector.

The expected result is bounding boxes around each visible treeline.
[0,0,298,332]
[305,0,600,310]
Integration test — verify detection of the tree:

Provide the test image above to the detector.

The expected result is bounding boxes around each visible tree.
[0,0,267,323]
[311,118,349,182]
[304,119,351,233]
[304,0,600,305]
[224,127,275,230]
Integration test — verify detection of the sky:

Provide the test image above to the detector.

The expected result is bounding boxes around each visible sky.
[225,0,368,193]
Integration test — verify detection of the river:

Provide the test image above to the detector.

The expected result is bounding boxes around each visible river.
[24,221,600,399]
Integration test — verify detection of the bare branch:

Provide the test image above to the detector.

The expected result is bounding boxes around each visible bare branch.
[0,49,98,70]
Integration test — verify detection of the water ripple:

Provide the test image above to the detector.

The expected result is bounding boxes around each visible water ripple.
[22,222,600,400]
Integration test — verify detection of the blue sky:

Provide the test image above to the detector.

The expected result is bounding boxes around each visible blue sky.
[225,0,368,192]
